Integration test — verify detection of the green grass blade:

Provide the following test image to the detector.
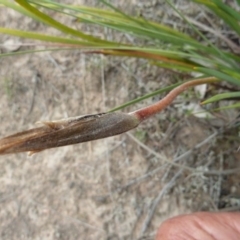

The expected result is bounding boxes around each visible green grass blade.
[202,92,240,104]
[211,0,240,21]
[195,67,240,86]
[0,47,89,57]
[0,0,239,113]
[192,0,240,35]
[14,0,116,45]
[0,0,47,21]
[0,27,94,45]
[211,102,240,111]
[109,82,181,112]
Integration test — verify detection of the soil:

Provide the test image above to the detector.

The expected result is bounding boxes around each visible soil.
[0,1,240,240]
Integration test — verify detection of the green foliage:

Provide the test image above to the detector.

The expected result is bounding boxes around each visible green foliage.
[202,92,240,104]
[0,0,239,110]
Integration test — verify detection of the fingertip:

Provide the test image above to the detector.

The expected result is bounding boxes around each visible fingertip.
[155,216,184,240]
[155,212,240,240]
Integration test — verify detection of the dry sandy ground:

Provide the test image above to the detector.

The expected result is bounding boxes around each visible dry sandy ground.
[1,1,240,240]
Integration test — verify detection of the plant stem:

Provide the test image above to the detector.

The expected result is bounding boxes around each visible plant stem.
[0,77,218,155]
[130,77,218,121]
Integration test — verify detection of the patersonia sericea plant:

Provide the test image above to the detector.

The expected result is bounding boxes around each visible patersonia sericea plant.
[0,77,218,155]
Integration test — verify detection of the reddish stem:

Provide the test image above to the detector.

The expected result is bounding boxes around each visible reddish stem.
[0,77,218,155]
[130,77,218,122]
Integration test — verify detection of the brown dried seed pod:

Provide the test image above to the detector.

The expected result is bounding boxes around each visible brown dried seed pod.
[0,112,140,155]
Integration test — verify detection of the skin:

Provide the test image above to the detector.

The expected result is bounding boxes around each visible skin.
[156,212,240,240]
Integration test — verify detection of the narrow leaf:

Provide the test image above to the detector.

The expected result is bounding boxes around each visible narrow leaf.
[202,92,240,104]
[15,0,115,45]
